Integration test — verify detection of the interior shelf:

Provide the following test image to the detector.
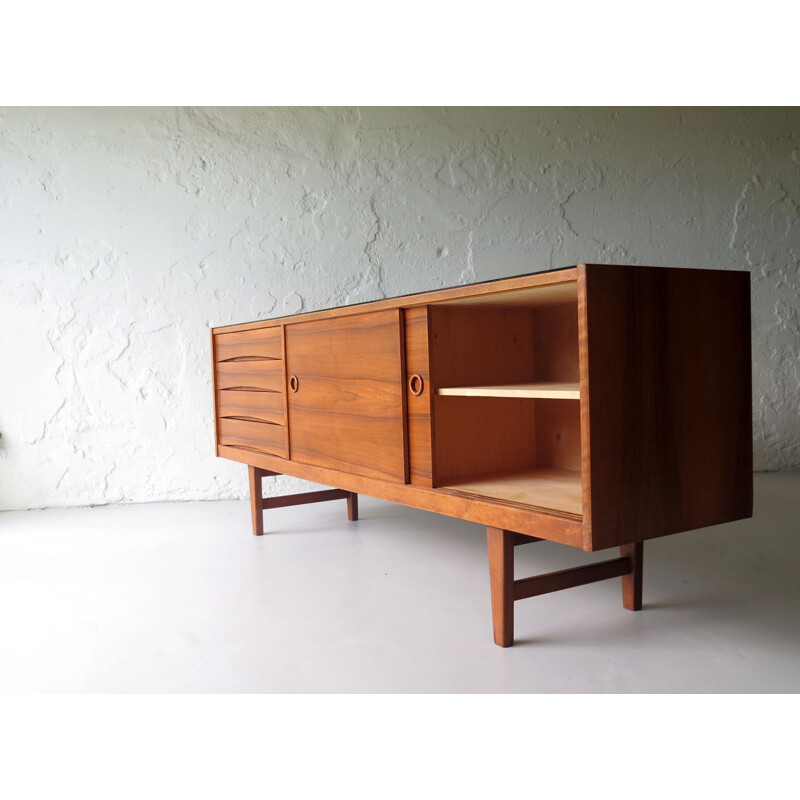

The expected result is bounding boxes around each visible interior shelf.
[436,382,580,400]
[439,467,582,516]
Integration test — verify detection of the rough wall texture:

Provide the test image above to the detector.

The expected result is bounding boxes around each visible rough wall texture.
[0,107,798,510]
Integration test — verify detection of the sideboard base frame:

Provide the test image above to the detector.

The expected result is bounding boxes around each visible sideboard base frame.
[249,465,358,536]
[248,466,643,647]
[487,526,643,646]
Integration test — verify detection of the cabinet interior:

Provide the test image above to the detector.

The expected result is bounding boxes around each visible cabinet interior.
[428,281,582,517]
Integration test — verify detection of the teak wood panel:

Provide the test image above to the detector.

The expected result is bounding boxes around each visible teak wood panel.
[216,359,284,392]
[579,264,752,550]
[285,310,408,483]
[216,389,285,426]
[530,302,580,383]
[428,307,537,484]
[218,418,288,459]
[215,327,282,361]
[404,306,434,487]
[534,399,582,472]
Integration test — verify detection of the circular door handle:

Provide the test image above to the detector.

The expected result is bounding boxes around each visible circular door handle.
[408,374,424,396]
[289,375,299,393]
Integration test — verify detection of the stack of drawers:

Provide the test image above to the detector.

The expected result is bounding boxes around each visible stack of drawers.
[213,326,289,458]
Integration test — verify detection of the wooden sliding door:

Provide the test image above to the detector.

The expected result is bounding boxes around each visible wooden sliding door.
[285,310,408,483]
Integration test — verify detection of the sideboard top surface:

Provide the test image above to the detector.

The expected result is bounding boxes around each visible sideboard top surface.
[212,264,580,333]
[212,263,747,333]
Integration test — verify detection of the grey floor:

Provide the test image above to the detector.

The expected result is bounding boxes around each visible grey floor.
[0,472,798,693]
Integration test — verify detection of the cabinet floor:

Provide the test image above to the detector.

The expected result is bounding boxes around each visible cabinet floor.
[0,472,797,693]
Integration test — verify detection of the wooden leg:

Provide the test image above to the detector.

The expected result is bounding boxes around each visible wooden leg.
[249,466,264,537]
[247,467,356,535]
[620,542,643,610]
[487,526,514,647]
[346,492,359,521]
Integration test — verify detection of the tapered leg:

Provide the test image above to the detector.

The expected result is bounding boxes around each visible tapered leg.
[620,541,643,610]
[249,466,264,536]
[487,526,515,647]
[346,492,359,521]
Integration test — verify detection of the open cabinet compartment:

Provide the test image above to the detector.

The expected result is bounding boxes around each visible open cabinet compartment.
[428,280,582,517]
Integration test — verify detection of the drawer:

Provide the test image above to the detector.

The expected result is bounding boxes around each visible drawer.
[215,327,283,361]
[216,359,285,392]
[218,418,288,458]
[217,389,284,426]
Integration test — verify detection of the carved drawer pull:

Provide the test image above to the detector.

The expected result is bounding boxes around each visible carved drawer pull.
[408,374,424,396]
[289,375,299,393]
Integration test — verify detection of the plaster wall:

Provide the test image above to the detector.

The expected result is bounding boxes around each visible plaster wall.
[1,107,798,510]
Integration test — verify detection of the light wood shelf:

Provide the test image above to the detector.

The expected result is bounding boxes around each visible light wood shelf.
[436,382,580,400]
[440,467,582,516]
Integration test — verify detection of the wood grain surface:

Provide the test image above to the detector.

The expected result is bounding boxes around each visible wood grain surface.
[404,306,434,486]
[429,306,537,484]
[579,264,753,550]
[215,326,282,361]
[285,310,408,483]
[216,359,284,392]
[441,467,582,516]
[487,527,514,647]
[219,418,288,459]
[216,389,285,425]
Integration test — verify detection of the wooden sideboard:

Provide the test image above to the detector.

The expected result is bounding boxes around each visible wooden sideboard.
[210,264,753,646]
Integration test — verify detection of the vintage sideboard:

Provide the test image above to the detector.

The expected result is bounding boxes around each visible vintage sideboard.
[210,264,752,646]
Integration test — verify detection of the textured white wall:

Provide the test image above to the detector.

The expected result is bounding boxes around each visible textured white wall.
[1,107,798,510]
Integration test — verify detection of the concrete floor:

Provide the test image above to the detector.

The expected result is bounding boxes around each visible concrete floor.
[0,472,797,693]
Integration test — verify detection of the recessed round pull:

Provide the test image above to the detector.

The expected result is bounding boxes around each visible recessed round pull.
[289,375,299,393]
[408,374,424,396]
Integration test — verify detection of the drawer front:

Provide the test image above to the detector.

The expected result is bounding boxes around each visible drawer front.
[215,326,282,361]
[216,389,285,426]
[213,325,289,459]
[216,359,285,392]
[218,418,288,459]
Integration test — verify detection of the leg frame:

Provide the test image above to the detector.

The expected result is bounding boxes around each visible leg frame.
[486,527,644,647]
[248,466,358,536]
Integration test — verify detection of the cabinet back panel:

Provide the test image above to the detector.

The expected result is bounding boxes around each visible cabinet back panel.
[433,396,537,483]
[531,303,579,383]
[429,306,535,387]
[429,307,536,484]
[535,399,582,471]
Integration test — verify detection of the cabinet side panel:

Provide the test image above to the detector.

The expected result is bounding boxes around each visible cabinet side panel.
[404,306,434,486]
[583,264,753,550]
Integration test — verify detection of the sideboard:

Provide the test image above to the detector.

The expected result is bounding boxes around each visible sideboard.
[210,263,752,646]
